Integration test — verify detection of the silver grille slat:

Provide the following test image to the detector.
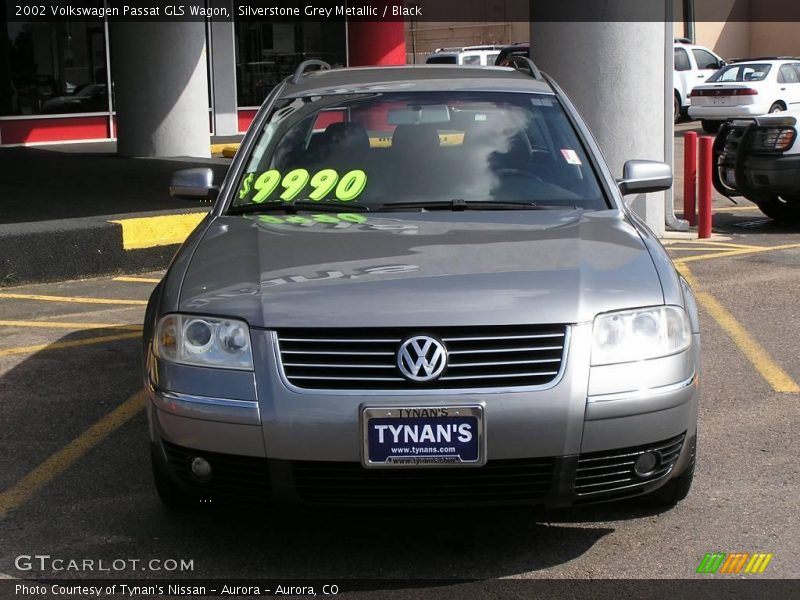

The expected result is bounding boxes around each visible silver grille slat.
[441,333,565,342]
[448,358,561,368]
[440,371,559,381]
[283,363,395,369]
[449,345,563,355]
[276,325,568,391]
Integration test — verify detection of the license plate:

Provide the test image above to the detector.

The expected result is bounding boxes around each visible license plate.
[361,405,485,468]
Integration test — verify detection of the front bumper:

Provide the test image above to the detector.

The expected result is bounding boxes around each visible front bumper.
[712,123,800,198]
[146,325,700,509]
[688,103,771,120]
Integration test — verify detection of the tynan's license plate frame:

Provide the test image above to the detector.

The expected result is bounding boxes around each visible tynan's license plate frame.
[360,405,486,468]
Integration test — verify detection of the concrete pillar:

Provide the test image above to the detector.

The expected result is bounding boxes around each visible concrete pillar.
[209,5,239,137]
[531,20,671,235]
[111,21,210,158]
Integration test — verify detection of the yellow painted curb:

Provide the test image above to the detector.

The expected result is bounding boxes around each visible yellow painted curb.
[210,143,240,157]
[110,212,206,250]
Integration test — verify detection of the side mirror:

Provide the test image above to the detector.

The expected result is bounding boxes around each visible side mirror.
[169,168,217,200]
[617,160,672,196]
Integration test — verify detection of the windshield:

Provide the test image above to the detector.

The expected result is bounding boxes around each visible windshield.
[707,64,771,83]
[232,91,607,211]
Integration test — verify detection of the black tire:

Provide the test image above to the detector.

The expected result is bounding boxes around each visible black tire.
[674,93,681,123]
[701,119,721,134]
[753,196,800,221]
[638,439,695,507]
[151,445,197,510]
[769,102,785,114]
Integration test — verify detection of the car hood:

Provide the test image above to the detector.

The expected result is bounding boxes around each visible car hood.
[178,210,664,328]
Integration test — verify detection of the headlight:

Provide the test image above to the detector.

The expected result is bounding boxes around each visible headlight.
[591,306,691,366]
[154,314,253,370]
[749,126,796,152]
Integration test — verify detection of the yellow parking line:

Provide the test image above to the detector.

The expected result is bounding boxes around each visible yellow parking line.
[113,276,161,283]
[676,262,800,393]
[0,332,141,357]
[0,391,146,520]
[0,320,141,331]
[711,205,761,212]
[0,293,147,305]
[678,242,800,264]
[110,212,206,251]
[666,240,761,249]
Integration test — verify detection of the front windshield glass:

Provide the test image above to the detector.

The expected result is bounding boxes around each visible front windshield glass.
[232,91,607,211]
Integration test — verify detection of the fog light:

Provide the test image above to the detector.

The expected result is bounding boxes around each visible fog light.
[190,457,212,482]
[634,451,659,477]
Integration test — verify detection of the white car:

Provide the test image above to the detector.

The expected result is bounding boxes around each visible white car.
[674,40,726,123]
[689,58,800,132]
[426,45,509,67]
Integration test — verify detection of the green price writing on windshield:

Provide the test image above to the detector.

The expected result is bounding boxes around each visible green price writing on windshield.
[239,168,367,204]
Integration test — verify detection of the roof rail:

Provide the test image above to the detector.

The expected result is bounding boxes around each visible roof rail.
[290,60,331,84]
[728,56,800,63]
[497,55,543,80]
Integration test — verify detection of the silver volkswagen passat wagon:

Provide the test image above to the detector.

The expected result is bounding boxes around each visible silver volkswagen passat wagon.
[144,60,700,510]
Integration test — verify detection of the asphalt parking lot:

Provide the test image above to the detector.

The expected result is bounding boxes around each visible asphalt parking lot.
[1,188,799,594]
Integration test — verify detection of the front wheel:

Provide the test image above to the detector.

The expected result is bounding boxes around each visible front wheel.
[674,94,681,123]
[752,196,800,221]
[701,120,721,134]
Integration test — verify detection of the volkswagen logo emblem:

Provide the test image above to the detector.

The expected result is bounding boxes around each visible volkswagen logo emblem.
[397,336,448,382]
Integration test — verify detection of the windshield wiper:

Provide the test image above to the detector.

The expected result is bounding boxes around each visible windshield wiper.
[375,199,576,211]
[227,201,370,215]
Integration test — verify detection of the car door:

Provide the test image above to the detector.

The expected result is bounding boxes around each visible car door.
[692,48,722,84]
[778,63,800,108]
[674,47,693,108]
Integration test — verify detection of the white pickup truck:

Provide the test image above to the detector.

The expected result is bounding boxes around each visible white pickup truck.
[674,40,726,122]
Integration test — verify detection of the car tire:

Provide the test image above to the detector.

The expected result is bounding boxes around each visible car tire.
[674,93,681,123]
[151,445,197,510]
[769,102,785,114]
[638,438,695,507]
[753,196,800,221]
[701,120,721,134]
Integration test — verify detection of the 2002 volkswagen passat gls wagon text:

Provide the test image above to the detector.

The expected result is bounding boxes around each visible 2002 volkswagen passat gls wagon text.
[144,61,700,511]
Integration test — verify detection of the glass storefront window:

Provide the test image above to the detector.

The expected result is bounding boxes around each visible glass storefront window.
[1,20,108,116]
[233,20,346,107]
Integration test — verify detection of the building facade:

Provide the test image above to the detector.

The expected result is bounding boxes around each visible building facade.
[0,16,404,147]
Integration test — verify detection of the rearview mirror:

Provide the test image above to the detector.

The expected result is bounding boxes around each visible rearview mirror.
[169,168,217,200]
[617,160,672,196]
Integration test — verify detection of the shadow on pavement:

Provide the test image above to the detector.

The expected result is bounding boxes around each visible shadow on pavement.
[0,145,229,224]
[0,329,635,583]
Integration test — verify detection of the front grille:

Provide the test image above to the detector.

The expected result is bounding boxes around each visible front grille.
[276,325,568,390]
[574,433,685,501]
[162,441,271,500]
[291,459,555,507]
[721,124,748,157]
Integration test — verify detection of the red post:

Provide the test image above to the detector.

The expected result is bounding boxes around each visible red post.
[683,131,698,226]
[697,135,713,239]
